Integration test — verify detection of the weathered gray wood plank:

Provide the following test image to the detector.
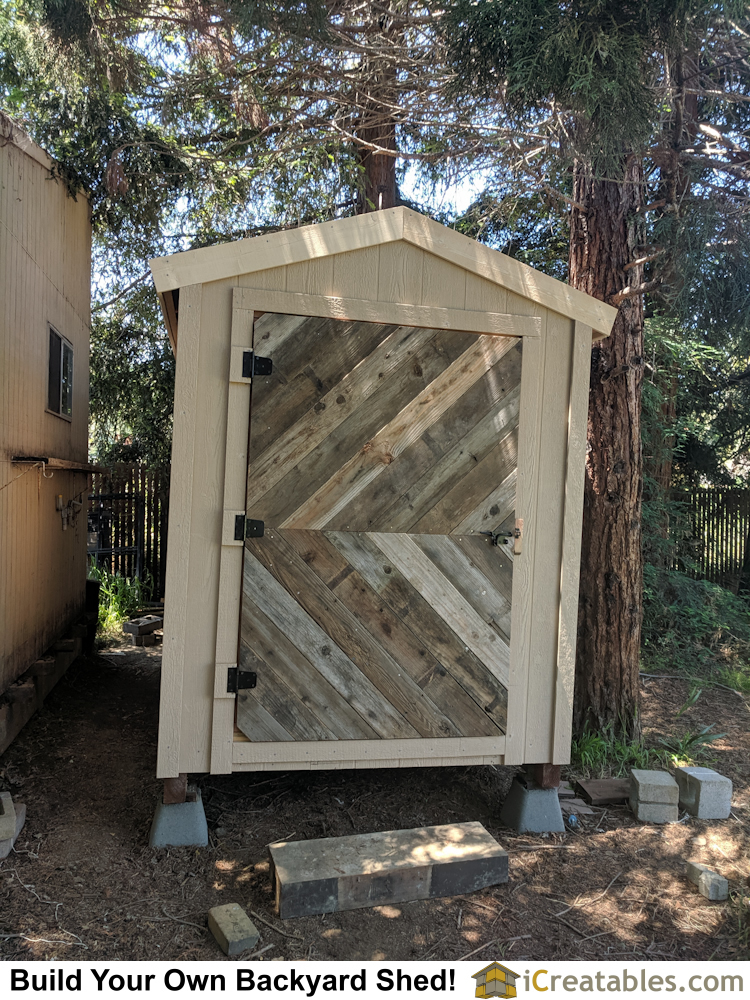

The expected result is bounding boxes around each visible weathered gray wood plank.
[242,549,419,739]
[238,597,379,740]
[249,331,473,527]
[283,336,518,530]
[327,531,508,730]
[247,532,460,739]
[283,531,502,737]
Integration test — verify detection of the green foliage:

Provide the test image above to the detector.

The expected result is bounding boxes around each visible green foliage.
[571,720,725,777]
[571,726,657,777]
[443,0,694,171]
[89,285,175,466]
[659,724,727,766]
[642,564,750,676]
[88,562,148,636]
[450,189,569,281]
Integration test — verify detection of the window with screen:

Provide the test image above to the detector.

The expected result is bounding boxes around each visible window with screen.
[48,326,73,419]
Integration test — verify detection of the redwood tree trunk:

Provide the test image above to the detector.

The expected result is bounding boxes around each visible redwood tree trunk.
[356,24,399,214]
[570,158,645,734]
[357,112,398,212]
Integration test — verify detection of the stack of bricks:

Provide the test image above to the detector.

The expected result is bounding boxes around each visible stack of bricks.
[675,767,732,820]
[629,770,679,824]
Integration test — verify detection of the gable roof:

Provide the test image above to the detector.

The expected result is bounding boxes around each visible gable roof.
[149,207,617,338]
[472,962,520,979]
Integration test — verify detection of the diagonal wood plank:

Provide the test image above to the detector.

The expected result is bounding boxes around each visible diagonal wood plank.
[282,530,502,737]
[242,548,419,738]
[410,534,512,641]
[248,532,461,738]
[250,318,398,459]
[248,330,474,527]
[239,597,380,740]
[327,531,507,729]
[453,469,517,534]
[329,378,520,533]
[281,336,518,530]
[451,532,515,604]
[410,427,518,535]
[246,324,439,510]
[236,696,294,742]
[367,533,510,688]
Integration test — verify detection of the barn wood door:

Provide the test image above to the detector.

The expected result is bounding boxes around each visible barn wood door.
[236,313,521,744]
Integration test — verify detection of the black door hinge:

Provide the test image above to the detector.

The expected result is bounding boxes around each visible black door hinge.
[227,667,258,694]
[242,351,273,378]
[234,515,265,541]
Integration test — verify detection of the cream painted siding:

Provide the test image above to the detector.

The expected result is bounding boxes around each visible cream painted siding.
[149,207,617,777]
[0,120,91,693]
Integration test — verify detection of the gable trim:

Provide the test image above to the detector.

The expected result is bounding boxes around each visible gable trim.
[150,207,617,340]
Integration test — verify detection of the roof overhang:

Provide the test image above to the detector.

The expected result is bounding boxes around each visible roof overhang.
[149,207,618,348]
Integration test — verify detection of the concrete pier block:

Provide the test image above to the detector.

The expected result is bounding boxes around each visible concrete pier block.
[500,775,565,833]
[0,802,26,859]
[0,791,16,841]
[676,767,732,820]
[631,801,678,824]
[149,787,208,848]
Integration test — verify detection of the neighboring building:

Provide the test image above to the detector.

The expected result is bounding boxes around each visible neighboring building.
[473,962,519,999]
[0,113,92,706]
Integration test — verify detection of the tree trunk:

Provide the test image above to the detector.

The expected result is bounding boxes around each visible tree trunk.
[357,113,398,212]
[356,22,399,214]
[569,157,645,735]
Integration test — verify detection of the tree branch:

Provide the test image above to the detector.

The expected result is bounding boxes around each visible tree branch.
[608,279,663,305]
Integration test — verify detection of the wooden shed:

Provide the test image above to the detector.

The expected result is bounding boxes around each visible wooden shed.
[149,207,617,781]
[0,115,92,720]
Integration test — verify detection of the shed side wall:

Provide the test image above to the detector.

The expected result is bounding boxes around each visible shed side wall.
[0,135,91,692]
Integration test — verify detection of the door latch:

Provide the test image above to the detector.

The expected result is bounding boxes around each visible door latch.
[481,526,521,546]
[481,518,523,553]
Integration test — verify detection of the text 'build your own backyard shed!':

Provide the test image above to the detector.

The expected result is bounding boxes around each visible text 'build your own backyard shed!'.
[149,207,617,781]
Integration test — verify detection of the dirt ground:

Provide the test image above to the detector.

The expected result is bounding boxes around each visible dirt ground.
[0,645,748,962]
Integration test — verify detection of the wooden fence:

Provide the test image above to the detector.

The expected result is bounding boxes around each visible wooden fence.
[681,488,750,593]
[88,465,170,599]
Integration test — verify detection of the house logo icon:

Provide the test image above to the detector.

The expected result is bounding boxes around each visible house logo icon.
[472,962,520,998]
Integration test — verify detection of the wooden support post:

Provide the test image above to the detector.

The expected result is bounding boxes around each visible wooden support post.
[526,763,561,789]
[163,773,188,804]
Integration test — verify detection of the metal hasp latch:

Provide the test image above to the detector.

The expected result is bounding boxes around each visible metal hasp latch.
[226,668,258,694]
[481,517,524,554]
[234,516,265,541]
[242,351,273,378]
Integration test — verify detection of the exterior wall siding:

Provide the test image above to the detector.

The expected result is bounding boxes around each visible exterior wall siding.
[0,121,91,693]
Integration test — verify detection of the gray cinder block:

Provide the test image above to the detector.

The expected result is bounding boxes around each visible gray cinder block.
[208,903,260,955]
[631,801,678,824]
[686,861,728,901]
[630,769,679,807]
[0,791,16,841]
[269,821,508,919]
[676,767,732,820]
